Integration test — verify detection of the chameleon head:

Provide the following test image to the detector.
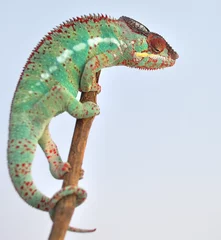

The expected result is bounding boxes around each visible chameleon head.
[133,32,179,70]
[119,16,179,70]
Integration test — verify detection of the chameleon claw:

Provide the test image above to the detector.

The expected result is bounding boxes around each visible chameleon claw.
[62,162,72,172]
[79,169,84,180]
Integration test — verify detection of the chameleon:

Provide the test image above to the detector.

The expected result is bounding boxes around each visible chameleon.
[7,14,179,233]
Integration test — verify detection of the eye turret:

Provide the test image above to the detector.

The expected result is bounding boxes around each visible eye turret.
[148,35,166,54]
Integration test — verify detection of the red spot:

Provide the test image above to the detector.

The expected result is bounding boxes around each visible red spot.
[25,182,30,186]
[24,192,28,196]
[32,190,37,195]
[46,36,52,41]
[16,146,20,149]
[20,186,24,190]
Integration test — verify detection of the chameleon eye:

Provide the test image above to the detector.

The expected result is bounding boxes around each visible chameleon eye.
[150,37,166,54]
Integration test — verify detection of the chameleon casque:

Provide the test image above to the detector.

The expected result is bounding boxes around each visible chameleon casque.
[7,14,178,233]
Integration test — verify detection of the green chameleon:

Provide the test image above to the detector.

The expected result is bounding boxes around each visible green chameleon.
[7,14,179,233]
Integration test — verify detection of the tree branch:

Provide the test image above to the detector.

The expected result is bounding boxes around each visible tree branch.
[48,71,101,240]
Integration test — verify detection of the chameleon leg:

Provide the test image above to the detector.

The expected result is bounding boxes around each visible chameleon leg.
[49,185,96,232]
[40,84,100,118]
[38,124,71,179]
[80,50,122,93]
[38,125,84,179]
[25,84,100,119]
[66,94,100,119]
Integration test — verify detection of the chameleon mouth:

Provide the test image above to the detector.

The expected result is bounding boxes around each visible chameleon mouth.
[134,52,175,68]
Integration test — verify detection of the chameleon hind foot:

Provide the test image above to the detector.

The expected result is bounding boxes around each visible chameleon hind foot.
[50,162,84,180]
[49,161,71,179]
[79,169,84,180]
[49,186,96,233]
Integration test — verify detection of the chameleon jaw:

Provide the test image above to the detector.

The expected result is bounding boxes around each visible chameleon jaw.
[135,52,152,58]
[135,51,167,61]
[134,51,175,66]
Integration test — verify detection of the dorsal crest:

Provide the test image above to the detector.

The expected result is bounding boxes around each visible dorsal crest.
[119,16,150,36]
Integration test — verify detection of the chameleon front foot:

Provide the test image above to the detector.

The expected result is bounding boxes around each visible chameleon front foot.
[80,101,100,118]
[80,78,101,94]
[91,82,101,94]
[81,82,101,93]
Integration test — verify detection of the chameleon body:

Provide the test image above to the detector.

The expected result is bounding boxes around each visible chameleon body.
[7,14,178,232]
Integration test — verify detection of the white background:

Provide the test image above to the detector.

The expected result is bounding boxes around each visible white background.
[1,0,221,239]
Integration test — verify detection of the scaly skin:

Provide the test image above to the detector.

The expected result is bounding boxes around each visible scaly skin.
[7,14,178,233]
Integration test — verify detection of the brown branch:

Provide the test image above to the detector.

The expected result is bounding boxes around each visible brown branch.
[48,71,101,240]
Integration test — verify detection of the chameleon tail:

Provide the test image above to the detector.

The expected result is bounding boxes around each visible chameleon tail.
[49,186,96,233]
[8,143,96,232]
[8,117,95,233]
[7,133,51,211]
[68,226,96,233]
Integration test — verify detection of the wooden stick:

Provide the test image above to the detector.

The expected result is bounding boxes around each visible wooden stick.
[48,71,101,240]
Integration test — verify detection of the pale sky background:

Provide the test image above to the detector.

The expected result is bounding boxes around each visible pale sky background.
[1,0,221,239]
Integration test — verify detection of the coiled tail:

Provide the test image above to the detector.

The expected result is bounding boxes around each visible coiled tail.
[49,186,96,233]
[8,117,95,233]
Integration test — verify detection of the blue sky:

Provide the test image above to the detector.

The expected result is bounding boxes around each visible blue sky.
[1,0,221,239]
